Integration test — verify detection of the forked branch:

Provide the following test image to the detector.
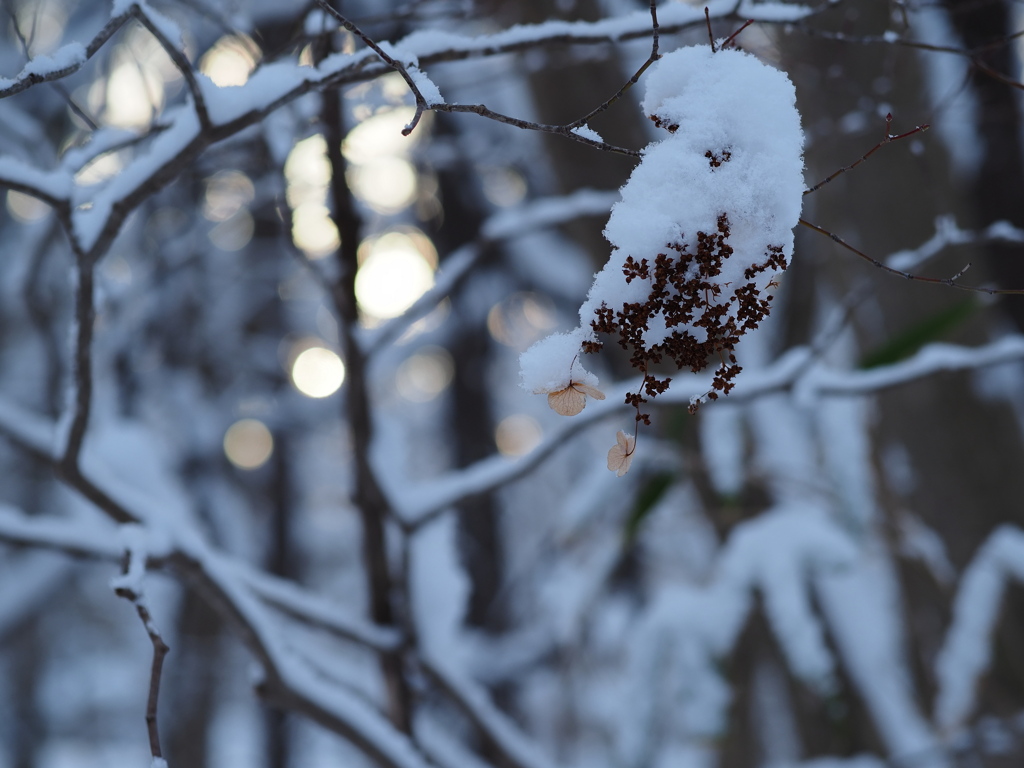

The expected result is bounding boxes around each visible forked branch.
[315,0,667,157]
[805,114,929,195]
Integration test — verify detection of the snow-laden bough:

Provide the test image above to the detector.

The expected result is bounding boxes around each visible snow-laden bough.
[520,45,805,474]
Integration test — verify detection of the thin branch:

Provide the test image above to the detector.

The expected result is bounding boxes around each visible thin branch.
[129,4,212,131]
[112,542,169,763]
[421,655,559,768]
[60,261,96,477]
[0,504,125,560]
[0,11,133,99]
[565,0,661,130]
[721,19,755,49]
[791,25,1024,91]
[804,115,929,195]
[4,8,98,128]
[316,0,643,154]
[315,0,430,135]
[800,218,1024,295]
[431,102,641,156]
[237,564,404,653]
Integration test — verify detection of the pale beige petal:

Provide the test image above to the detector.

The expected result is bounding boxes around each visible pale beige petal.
[606,430,636,476]
[574,382,606,401]
[548,386,586,416]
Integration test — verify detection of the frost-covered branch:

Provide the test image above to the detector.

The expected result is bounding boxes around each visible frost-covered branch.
[403,0,816,66]
[317,0,651,155]
[236,565,404,653]
[431,103,640,156]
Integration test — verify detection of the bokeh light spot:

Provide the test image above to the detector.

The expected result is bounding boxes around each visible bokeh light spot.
[6,191,50,222]
[204,171,255,222]
[199,35,260,87]
[291,204,340,257]
[355,234,436,320]
[292,346,346,398]
[487,292,558,349]
[396,347,454,402]
[224,419,273,470]
[495,415,543,456]
[348,157,417,214]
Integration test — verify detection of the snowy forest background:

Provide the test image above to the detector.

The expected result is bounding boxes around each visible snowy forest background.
[2,0,1024,766]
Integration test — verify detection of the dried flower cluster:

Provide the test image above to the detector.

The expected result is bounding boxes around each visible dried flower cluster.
[519,45,804,475]
[586,206,787,420]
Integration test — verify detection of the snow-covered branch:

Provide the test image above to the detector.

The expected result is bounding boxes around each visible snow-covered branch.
[935,526,1024,731]
[398,335,1024,525]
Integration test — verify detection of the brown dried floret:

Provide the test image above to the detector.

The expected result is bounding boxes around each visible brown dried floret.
[590,213,785,420]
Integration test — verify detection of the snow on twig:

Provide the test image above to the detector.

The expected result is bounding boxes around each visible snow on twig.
[110,524,170,763]
[0,504,125,560]
[886,217,1024,273]
[0,9,131,100]
[233,561,404,653]
[191,546,438,768]
[798,336,1024,397]
[399,335,1024,525]
[935,526,1024,731]
[127,3,212,131]
[315,0,442,135]
[422,655,561,768]
[398,0,816,63]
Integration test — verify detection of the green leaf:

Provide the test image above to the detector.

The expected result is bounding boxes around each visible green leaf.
[859,299,978,369]
[622,471,674,547]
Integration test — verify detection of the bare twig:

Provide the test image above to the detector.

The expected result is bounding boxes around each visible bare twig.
[791,25,1024,91]
[431,102,641,156]
[804,115,929,195]
[799,218,1024,295]
[565,0,662,130]
[721,19,755,49]
[112,547,169,763]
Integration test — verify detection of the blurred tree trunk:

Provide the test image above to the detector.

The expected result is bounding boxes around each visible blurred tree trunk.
[945,0,1024,328]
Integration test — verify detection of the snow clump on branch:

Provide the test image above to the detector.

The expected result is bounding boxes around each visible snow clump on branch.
[520,44,805,473]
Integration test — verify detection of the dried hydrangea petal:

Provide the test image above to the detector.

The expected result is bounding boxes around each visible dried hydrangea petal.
[548,386,587,416]
[575,382,606,401]
[607,430,636,476]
